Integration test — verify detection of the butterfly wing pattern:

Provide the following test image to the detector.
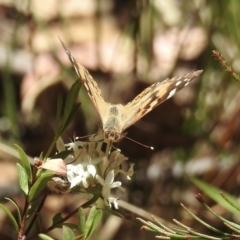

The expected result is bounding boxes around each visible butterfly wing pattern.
[122,71,202,130]
[59,39,108,122]
[60,38,202,143]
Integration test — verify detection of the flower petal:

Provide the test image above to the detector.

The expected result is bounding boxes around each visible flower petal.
[40,159,67,175]
[87,165,96,177]
[105,170,114,184]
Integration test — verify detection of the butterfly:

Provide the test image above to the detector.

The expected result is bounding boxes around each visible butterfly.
[60,38,202,143]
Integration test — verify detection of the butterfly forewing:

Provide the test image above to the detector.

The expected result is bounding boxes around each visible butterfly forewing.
[122,70,202,130]
[59,38,108,126]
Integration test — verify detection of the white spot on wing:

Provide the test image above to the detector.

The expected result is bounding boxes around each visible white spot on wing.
[175,81,182,86]
[167,88,177,99]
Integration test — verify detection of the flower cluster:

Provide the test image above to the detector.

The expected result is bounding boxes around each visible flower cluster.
[41,134,134,209]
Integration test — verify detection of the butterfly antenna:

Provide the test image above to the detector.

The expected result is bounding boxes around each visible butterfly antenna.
[75,134,96,140]
[124,136,154,150]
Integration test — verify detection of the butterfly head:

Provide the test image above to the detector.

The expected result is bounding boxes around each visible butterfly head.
[104,129,122,143]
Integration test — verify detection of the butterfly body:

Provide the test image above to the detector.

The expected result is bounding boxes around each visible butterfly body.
[101,104,126,142]
[60,39,202,143]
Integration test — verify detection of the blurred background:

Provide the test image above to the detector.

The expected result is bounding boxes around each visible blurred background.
[0,0,240,239]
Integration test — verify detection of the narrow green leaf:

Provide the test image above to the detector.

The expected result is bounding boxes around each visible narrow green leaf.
[180,202,229,235]
[85,206,102,240]
[74,234,86,240]
[63,223,79,231]
[15,144,32,183]
[224,220,240,231]
[63,225,75,240]
[0,204,19,232]
[56,94,63,132]
[26,198,42,216]
[63,80,81,123]
[38,234,55,240]
[28,172,54,201]
[16,163,29,195]
[51,150,72,160]
[5,198,21,225]
[52,212,64,228]
[78,208,86,235]
[220,192,240,212]
[189,176,240,216]
[62,103,81,132]
[86,211,102,240]
[85,206,97,234]
[39,152,45,159]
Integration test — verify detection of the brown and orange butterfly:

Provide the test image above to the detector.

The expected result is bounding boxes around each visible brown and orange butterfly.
[60,39,202,143]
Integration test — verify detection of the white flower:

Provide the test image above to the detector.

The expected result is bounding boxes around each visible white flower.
[56,137,65,152]
[108,150,128,172]
[118,163,135,180]
[65,140,86,156]
[67,164,91,188]
[76,153,101,177]
[87,164,96,177]
[81,153,102,168]
[108,197,119,209]
[56,138,74,164]
[96,170,122,208]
